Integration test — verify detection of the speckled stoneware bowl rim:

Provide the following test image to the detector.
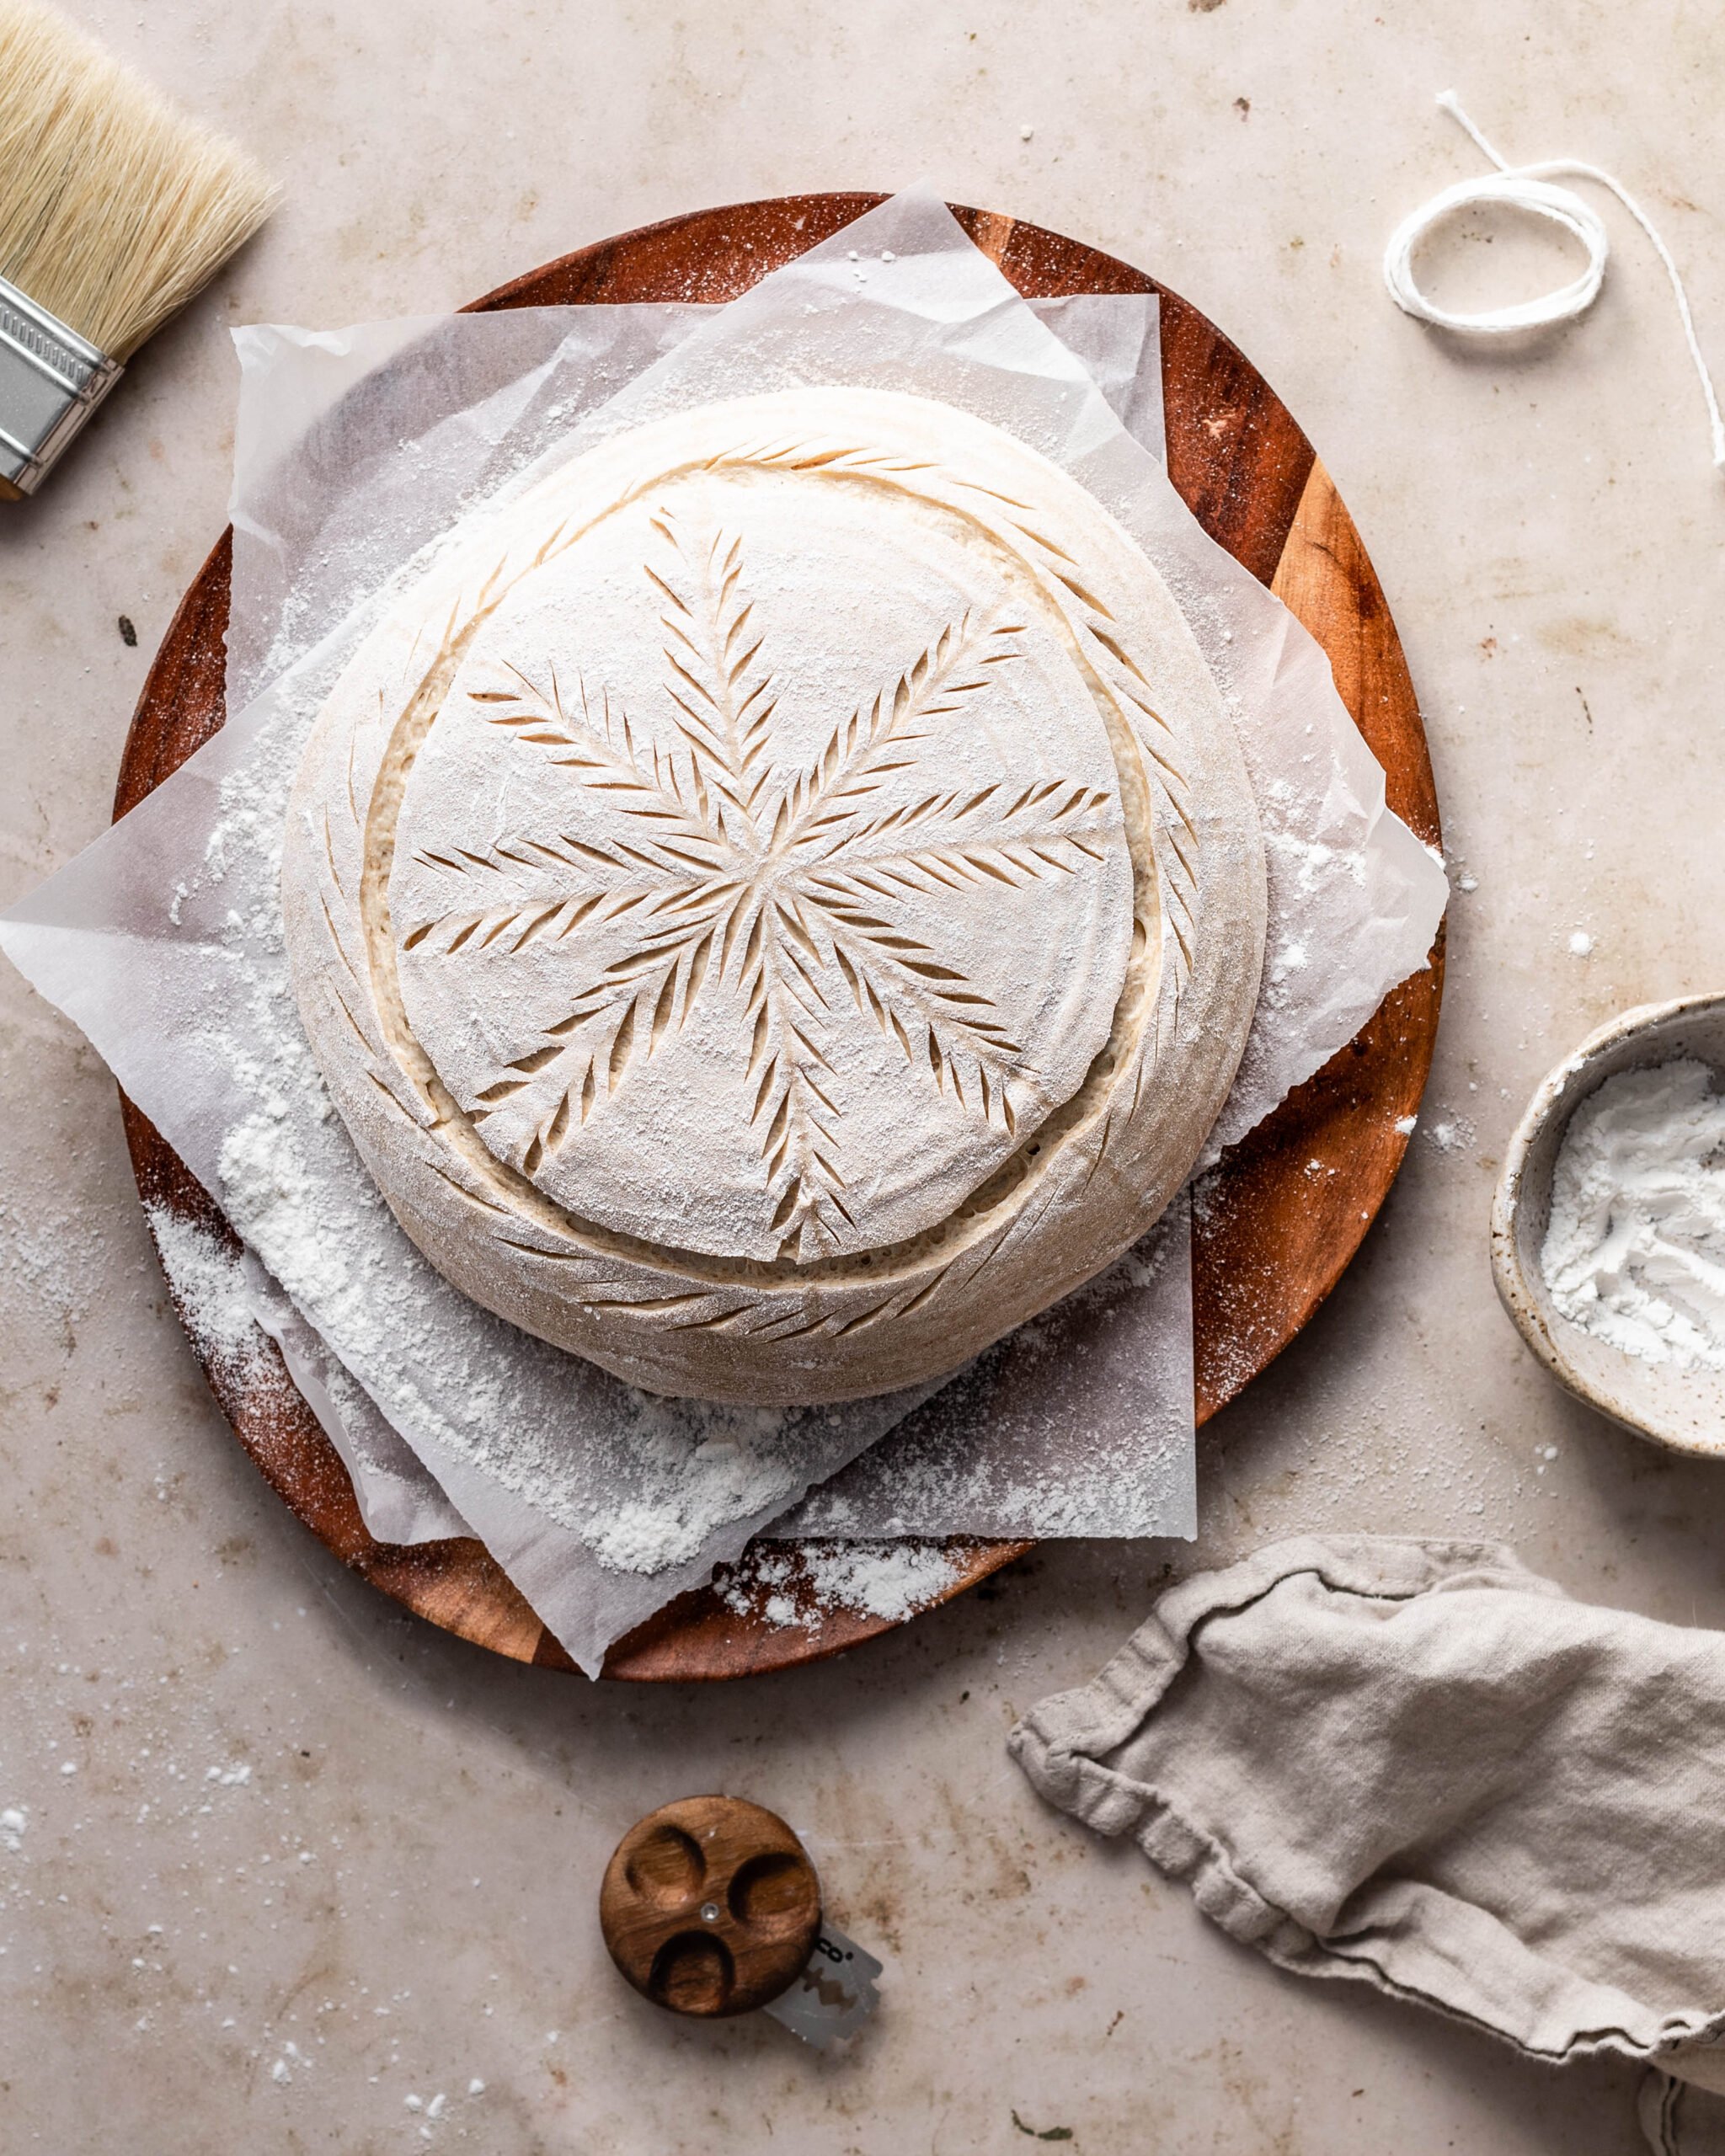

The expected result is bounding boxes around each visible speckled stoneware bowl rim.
[1491,991,1725,1459]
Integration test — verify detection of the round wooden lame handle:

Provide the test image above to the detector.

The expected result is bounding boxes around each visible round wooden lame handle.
[599,1795,822,2017]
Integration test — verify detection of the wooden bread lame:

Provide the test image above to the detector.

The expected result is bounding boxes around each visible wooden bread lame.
[599,1794,822,2018]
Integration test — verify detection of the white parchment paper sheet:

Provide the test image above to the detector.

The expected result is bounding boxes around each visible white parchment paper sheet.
[0,192,1446,1668]
[220,267,1193,1558]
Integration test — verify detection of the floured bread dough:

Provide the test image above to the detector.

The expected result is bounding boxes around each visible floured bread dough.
[283,387,1267,1405]
[394,476,1131,1262]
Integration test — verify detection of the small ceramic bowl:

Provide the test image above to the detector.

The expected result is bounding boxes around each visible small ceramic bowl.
[1491,991,1725,1458]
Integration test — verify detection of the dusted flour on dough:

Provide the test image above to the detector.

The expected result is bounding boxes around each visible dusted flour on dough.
[393,469,1132,1263]
[1541,1058,1725,1369]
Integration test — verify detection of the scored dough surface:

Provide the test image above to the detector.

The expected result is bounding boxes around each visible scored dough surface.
[283,386,1268,1405]
[391,468,1134,1263]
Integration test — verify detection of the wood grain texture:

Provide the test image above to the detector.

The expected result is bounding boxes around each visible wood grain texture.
[115,194,1441,1681]
[111,530,232,821]
[1192,460,1445,1414]
[599,1795,820,2017]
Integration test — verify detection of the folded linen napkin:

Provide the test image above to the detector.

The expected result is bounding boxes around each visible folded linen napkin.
[1009,1535,1725,2148]
[1645,2075,1725,2154]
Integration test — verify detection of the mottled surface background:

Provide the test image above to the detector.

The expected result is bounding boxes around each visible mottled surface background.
[3,3,1722,2148]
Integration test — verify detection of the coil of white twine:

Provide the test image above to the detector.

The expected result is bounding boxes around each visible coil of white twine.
[1384,91,1725,469]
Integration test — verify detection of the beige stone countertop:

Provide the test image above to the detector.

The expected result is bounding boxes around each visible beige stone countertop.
[4,2,1723,2148]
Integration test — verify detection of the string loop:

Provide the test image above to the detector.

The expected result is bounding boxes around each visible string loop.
[1384,90,1725,468]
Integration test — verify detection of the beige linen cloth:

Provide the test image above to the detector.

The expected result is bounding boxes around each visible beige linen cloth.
[1009,1535,1725,2149]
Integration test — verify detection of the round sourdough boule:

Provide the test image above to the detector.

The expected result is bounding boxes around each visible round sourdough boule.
[281,386,1267,1405]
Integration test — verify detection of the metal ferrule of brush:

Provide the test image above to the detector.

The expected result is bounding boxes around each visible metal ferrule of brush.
[0,274,124,500]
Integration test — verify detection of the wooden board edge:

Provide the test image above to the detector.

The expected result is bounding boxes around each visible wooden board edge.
[1190,457,1445,1418]
[105,205,1446,1680]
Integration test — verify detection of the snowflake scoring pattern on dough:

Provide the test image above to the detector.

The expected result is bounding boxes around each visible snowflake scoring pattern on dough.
[399,510,1118,1261]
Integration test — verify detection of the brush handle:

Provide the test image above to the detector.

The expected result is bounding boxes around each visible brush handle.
[0,275,122,499]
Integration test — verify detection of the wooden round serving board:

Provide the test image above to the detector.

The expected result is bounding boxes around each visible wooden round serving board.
[118,195,1443,1682]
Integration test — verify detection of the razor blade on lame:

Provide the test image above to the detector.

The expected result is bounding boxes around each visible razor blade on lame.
[0,275,123,499]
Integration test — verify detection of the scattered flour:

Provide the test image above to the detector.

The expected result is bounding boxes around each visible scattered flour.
[145,1204,269,1380]
[0,1805,25,1853]
[1541,1058,1725,1369]
[1249,825,1365,1025]
[1268,938,1309,989]
[216,1079,852,1577]
[1568,930,1596,958]
[1266,822,1368,899]
[179,727,908,1604]
[0,1198,108,1321]
[715,1540,968,1632]
[575,1422,823,1575]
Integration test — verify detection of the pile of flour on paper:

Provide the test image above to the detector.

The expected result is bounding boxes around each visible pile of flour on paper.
[1541,1058,1725,1369]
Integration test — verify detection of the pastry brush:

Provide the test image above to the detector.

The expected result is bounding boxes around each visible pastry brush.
[0,0,278,499]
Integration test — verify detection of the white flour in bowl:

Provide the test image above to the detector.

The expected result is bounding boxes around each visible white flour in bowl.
[1541,1058,1725,1369]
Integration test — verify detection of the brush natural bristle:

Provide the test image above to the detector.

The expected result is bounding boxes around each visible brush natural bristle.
[0,0,277,360]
